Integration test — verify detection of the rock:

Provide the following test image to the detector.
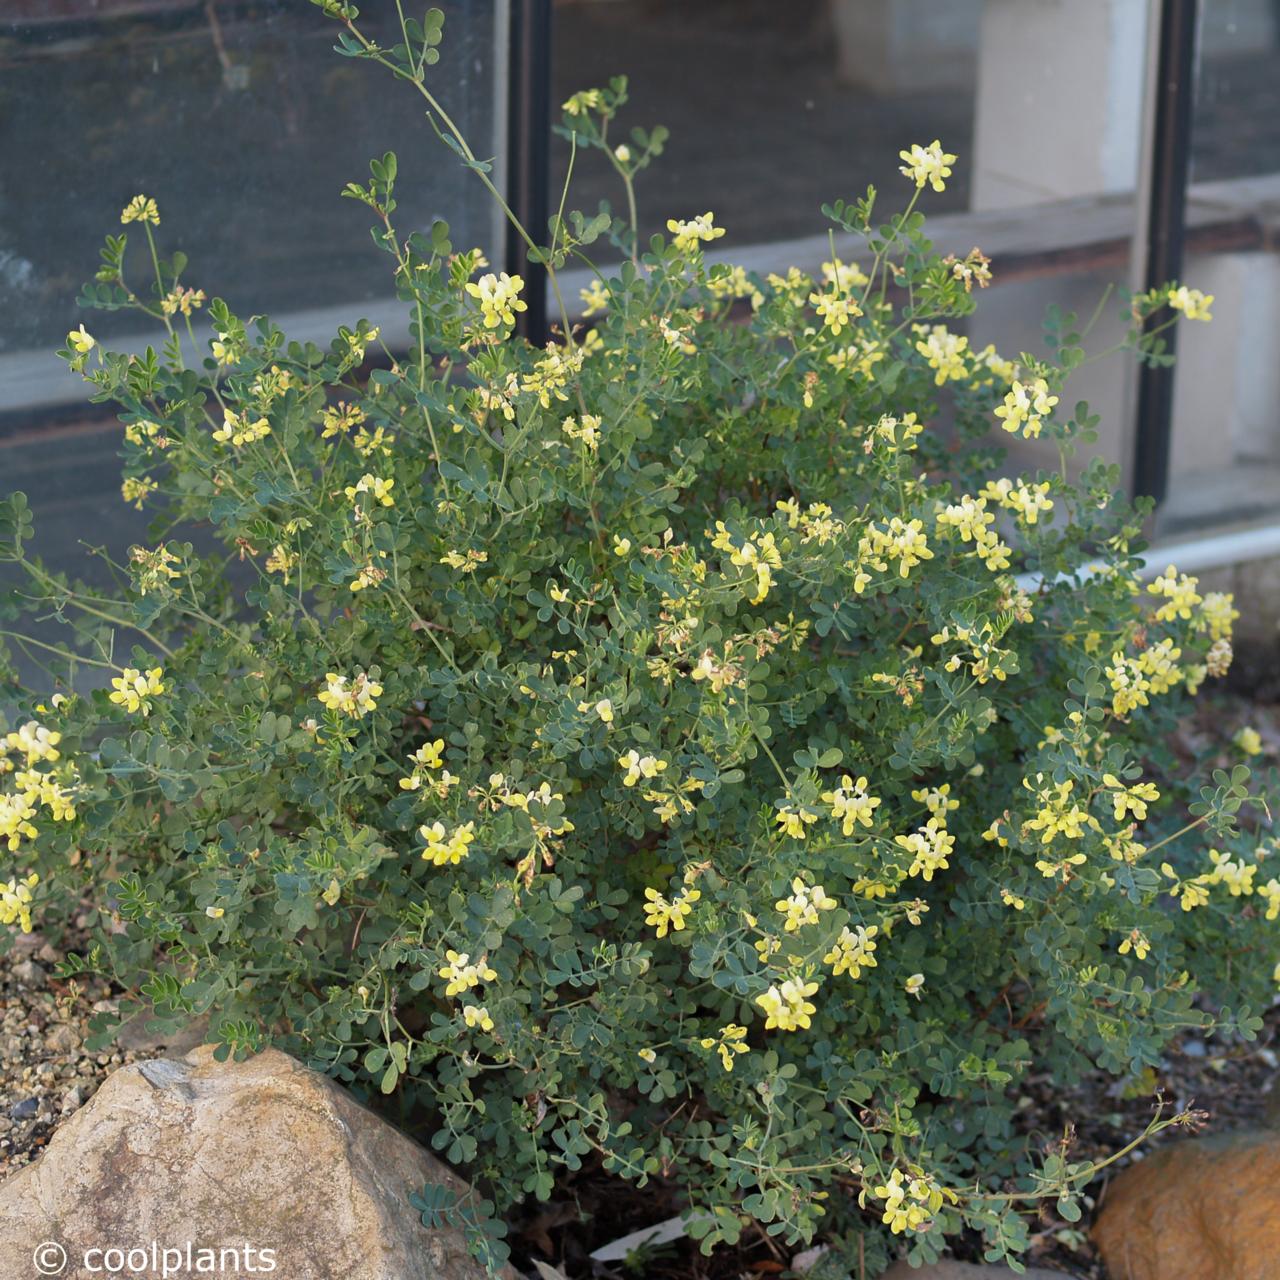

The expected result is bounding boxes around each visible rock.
[883,1264,1075,1279]
[114,1009,210,1057]
[44,1023,80,1054]
[10,959,45,989]
[7,1097,37,1121]
[0,1047,506,1280]
[1093,1130,1280,1280]
[58,1085,86,1116]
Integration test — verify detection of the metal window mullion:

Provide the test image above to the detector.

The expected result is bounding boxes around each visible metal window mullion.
[504,0,552,345]
[1131,0,1200,506]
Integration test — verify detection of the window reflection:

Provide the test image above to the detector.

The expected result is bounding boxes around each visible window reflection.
[0,0,501,409]
[551,0,978,247]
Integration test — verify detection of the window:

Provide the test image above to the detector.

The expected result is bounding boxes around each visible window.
[1161,1,1280,534]
[0,0,504,417]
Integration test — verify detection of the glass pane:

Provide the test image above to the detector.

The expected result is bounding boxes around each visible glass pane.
[551,0,1147,483]
[0,0,503,415]
[0,1,505,686]
[1161,0,1280,534]
[552,0,977,246]
[1191,0,1280,183]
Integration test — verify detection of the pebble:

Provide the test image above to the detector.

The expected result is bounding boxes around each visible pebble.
[8,1098,38,1121]
[10,961,45,990]
[44,1025,79,1055]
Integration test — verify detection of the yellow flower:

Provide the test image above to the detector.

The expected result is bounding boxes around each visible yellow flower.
[1206,848,1256,897]
[809,289,862,336]
[981,476,1054,525]
[613,536,632,557]
[321,401,366,437]
[579,697,612,724]
[994,378,1058,439]
[438,950,497,996]
[1118,929,1150,961]
[822,259,869,291]
[899,140,957,192]
[120,194,160,225]
[67,324,95,355]
[161,286,205,316]
[344,474,395,507]
[619,749,668,787]
[1168,285,1212,321]
[911,783,959,819]
[129,544,182,595]
[440,548,488,573]
[821,774,881,834]
[1148,565,1202,622]
[774,877,838,932]
[643,885,700,938]
[710,523,781,604]
[935,495,994,544]
[213,410,271,447]
[400,739,446,789]
[823,925,879,979]
[904,973,925,997]
[0,793,38,852]
[755,976,819,1031]
[562,414,602,452]
[869,1166,951,1235]
[465,272,527,329]
[1105,652,1152,717]
[121,476,157,509]
[354,426,395,457]
[108,666,165,716]
[1101,774,1160,823]
[6,721,61,764]
[894,818,955,881]
[666,212,725,252]
[914,325,968,383]
[419,820,475,866]
[699,1023,750,1072]
[774,803,818,841]
[1257,877,1280,921]
[462,1004,494,1032]
[1235,726,1264,756]
[579,279,609,316]
[1199,591,1238,641]
[317,671,382,719]
[265,545,298,582]
[0,873,39,932]
[562,88,603,115]
[859,517,933,580]
[1023,776,1089,844]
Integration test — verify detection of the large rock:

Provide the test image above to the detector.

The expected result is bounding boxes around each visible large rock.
[0,1046,501,1279]
[1093,1129,1280,1280]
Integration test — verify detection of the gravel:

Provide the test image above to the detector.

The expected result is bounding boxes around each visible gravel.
[0,931,135,1175]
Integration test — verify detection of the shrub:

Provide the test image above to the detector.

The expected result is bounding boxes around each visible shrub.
[1,6,1274,1271]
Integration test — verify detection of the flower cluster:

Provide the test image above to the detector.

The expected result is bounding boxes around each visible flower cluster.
[465,272,527,329]
[316,671,382,718]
